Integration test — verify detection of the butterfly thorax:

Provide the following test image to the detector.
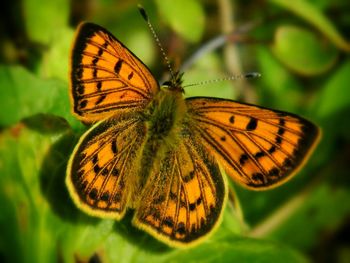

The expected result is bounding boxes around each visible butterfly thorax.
[143,71,186,142]
[144,87,187,143]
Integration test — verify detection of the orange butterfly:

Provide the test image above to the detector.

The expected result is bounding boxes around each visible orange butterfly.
[66,16,320,247]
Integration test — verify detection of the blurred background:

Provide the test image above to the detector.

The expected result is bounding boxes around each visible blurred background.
[0,0,349,262]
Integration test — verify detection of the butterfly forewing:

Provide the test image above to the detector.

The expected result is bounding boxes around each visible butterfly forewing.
[66,114,147,219]
[70,22,159,123]
[133,133,227,247]
[186,97,320,189]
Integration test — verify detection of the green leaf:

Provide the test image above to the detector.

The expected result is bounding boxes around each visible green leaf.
[0,65,78,128]
[155,0,205,42]
[271,25,338,76]
[256,47,304,113]
[269,182,350,251]
[268,0,350,52]
[313,60,350,118]
[161,236,307,263]
[0,127,71,263]
[23,0,70,44]
[41,27,75,80]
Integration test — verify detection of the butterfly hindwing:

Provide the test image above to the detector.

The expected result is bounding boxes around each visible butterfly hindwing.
[70,22,159,123]
[66,113,147,219]
[186,97,320,189]
[133,133,227,247]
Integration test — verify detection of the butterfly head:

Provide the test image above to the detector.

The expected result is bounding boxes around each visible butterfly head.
[161,71,185,94]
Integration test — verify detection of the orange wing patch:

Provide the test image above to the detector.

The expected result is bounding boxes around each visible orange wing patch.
[70,22,159,123]
[133,134,227,247]
[66,113,147,219]
[186,97,320,190]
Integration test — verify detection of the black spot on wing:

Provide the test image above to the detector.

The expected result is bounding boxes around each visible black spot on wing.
[268,168,280,177]
[112,167,119,176]
[97,81,102,90]
[183,171,195,182]
[163,217,174,228]
[95,94,106,105]
[189,203,196,211]
[176,222,186,235]
[229,115,235,124]
[128,71,134,80]
[246,118,257,131]
[252,172,264,183]
[239,154,248,165]
[101,191,110,201]
[114,59,123,75]
[92,155,98,164]
[254,151,266,158]
[278,118,286,136]
[79,100,87,109]
[93,164,101,174]
[89,188,98,200]
[111,140,118,154]
[268,146,276,154]
[92,56,98,65]
[276,136,282,144]
[101,168,108,176]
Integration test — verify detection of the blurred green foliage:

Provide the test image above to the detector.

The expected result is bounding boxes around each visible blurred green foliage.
[0,0,350,262]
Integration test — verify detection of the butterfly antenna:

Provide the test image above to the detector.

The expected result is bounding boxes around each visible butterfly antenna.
[138,5,175,79]
[183,72,261,88]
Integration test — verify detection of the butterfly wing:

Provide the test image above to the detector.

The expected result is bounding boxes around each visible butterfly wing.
[66,114,147,219]
[70,22,159,123]
[133,133,227,247]
[186,97,320,190]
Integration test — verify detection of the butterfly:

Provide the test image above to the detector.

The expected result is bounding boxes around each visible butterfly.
[66,18,320,248]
